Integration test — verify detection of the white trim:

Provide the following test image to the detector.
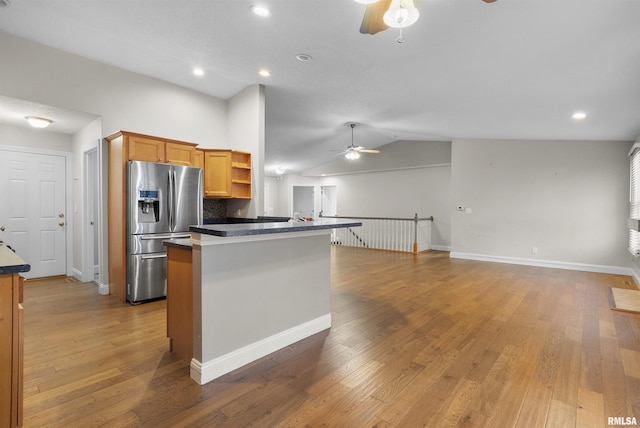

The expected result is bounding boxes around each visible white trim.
[96,282,109,295]
[82,147,101,283]
[190,313,331,385]
[304,162,452,177]
[431,245,451,252]
[450,252,635,277]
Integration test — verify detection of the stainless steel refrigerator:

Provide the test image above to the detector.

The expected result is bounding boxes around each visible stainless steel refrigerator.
[126,161,202,304]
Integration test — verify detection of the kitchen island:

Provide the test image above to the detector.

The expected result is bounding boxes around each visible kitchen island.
[165,219,361,385]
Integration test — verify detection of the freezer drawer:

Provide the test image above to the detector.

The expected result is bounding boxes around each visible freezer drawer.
[127,253,167,303]
[129,233,190,255]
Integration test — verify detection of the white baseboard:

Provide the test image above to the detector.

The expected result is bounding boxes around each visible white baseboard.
[97,282,109,295]
[190,313,332,385]
[431,245,452,252]
[450,252,636,277]
[629,270,640,289]
[72,268,82,281]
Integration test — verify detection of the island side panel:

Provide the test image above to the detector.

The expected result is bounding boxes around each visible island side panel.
[191,231,331,384]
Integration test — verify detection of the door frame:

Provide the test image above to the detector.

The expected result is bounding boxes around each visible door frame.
[0,145,73,277]
[82,147,103,286]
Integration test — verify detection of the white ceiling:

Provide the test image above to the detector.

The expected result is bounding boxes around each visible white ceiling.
[1,0,639,173]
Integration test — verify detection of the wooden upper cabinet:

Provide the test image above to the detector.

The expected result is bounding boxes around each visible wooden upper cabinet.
[193,149,204,170]
[166,142,196,167]
[203,150,232,198]
[128,135,166,163]
[126,133,197,166]
[231,151,252,199]
[201,149,251,199]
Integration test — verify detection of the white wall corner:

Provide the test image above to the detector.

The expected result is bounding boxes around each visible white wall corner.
[431,245,452,252]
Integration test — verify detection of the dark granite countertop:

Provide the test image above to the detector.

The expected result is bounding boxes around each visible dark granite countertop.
[0,243,31,275]
[190,218,362,238]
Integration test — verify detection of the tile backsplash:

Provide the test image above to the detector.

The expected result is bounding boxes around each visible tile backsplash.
[203,198,227,219]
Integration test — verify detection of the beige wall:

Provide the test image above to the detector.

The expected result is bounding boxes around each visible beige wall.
[451,139,632,271]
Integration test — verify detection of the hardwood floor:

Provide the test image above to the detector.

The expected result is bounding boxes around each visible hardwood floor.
[22,248,640,427]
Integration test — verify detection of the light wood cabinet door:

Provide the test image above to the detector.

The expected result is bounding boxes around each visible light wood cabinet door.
[0,273,22,428]
[166,246,193,362]
[166,142,196,167]
[128,135,166,163]
[203,150,232,198]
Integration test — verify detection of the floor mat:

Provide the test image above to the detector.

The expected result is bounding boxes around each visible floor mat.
[610,287,640,314]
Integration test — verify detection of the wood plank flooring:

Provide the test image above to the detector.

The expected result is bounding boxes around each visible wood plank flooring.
[21,248,640,427]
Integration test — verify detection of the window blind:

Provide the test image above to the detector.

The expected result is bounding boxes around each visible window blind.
[629,144,640,256]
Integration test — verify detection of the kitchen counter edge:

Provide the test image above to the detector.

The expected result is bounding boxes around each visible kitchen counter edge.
[189,219,362,238]
[0,244,31,274]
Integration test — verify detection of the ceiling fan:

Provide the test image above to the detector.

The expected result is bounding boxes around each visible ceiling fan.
[339,123,380,160]
[356,0,497,35]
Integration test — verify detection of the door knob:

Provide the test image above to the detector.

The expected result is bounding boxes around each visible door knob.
[58,222,65,227]
[0,226,4,231]
[59,213,65,218]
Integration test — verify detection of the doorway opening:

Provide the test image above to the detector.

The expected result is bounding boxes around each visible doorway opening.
[292,186,314,220]
[320,185,337,217]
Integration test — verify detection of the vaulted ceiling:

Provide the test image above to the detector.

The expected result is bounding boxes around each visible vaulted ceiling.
[1,0,639,174]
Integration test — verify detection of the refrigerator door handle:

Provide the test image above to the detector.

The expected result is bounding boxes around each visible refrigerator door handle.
[140,254,167,260]
[168,169,175,232]
[140,234,190,240]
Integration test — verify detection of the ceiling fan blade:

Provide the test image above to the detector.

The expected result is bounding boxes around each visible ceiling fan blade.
[357,149,381,154]
[359,0,392,35]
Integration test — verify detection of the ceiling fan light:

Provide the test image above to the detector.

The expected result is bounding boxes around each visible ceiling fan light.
[25,116,53,128]
[383,0,419,28]
[345,150,360,160]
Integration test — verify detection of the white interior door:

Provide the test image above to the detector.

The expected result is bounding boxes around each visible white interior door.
[0,149,67,279]
[321,185,337,217]
[292,186,314,219]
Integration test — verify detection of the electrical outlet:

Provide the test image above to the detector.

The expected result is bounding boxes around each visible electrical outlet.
[532,247,538,254]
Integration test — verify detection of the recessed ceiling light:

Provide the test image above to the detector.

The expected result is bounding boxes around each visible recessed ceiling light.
[193,68,204,76]
[25,116,52,128]
[296,54,312,62]
[572,112,587,120]
[258,69,271,77]
[251,5,270,17]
